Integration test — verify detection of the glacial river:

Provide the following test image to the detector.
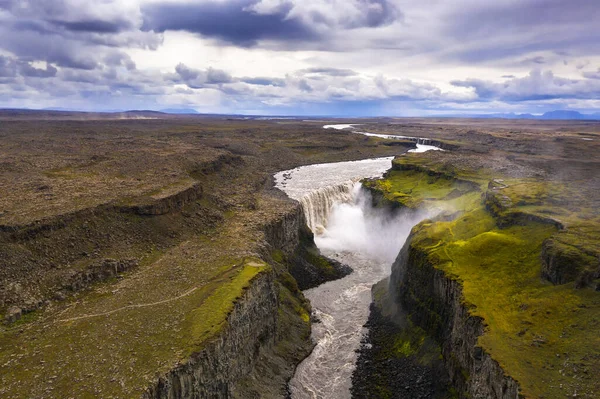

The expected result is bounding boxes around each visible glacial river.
[275,126,440,398]
[323,123,444,153]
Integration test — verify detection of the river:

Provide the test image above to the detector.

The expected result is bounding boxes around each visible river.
[275,146,436,398]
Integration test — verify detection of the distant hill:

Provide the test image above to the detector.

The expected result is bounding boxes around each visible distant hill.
[160,108,199,114]
[445,110,600,121]
[538,110,600,120]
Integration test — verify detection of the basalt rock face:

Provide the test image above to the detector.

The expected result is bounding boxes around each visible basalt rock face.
[145,200,344,399]
[263,204,308,256]
[123,183,203,216]
[263,202,352,290]
[145,271,280,399]
[484,191,563,229]
[541,238,600,287]
[390,235,521,399]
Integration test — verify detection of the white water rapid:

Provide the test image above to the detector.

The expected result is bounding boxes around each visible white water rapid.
[275,158,433,399]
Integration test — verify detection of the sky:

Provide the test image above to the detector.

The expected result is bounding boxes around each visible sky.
[0,0,599,116]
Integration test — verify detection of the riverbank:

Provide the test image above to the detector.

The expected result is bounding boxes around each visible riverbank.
[352,279,451,399]
[0,118,412,398]
[1,115,598,398]
[360,150,600,398]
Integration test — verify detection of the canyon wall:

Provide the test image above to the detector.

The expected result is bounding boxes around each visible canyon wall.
[389,238,521,399]
[145,197,351,398]
[144,270,281,398]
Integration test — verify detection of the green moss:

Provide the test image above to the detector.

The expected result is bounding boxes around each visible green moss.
[271,249,285,263]
[302,247,337,277]
[363,165,481,212]
[384,321,441,365]
[368,155,600,398]
[277,281,310,325]
[414,208,600,398]
[0,257,270,398]
[186,259,269,350]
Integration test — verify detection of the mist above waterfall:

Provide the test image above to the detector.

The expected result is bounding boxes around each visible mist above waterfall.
[277,157,435,399]
[314,183,430,263]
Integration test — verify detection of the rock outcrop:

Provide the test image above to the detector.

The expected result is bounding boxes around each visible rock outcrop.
[144,199,345,398]
[389,236,521,399]
[145,270,280,398]
[263,195,352,291]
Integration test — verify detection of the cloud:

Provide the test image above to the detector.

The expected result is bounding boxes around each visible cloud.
[521,56,546,65]
[374,75,443,101]
[142,0,400,47]
[0,0,159,72]
[0,55,17,78]
[49,19,132,34]
[300,67,358,77]
[240,77,286,87]
[452,70,600,101]
[19,62,57,78]
[583,68,600,80]
[173,63,233,87]
[142,0,316,47]
[0,0,599,115]
[441,0,600,64]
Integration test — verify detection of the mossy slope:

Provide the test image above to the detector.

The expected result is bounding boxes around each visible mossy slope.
[369,152,600,398]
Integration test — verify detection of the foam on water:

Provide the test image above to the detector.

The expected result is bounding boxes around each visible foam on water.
[277,158,432,399]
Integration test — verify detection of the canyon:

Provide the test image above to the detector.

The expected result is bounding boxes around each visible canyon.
[0,113,599,398]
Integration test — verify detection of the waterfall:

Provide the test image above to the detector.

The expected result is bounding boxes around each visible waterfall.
[299,180,355,234]
[276,157,435,399]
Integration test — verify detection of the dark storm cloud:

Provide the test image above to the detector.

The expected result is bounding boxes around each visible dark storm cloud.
[444,0,600,63]
[0,54,57,78]
[142,0,315,46]
[346,0,399,28]
[521,56,546,65]
[175,63,200,81]
[19,62,57,78]
[173,63,233,88]
[104,52,136,71]
[1,0,135,33]
[49,19,133,34]
[0,0,157,74]
[0,29,99,69]
[451,70,600,101]
[142,0,400,47]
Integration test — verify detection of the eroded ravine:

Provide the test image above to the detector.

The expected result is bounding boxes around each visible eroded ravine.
[275,158,432,398]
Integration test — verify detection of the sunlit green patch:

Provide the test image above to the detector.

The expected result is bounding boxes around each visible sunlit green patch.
[412,208,600,399]
[366,153,600,399]
[186,259,269,350]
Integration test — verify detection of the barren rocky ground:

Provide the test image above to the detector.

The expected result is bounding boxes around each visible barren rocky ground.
[0,112,598,398]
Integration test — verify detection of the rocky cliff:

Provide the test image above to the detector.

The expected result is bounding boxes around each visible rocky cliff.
[145,269,281,398]
[263,199,351,290]
[390,237,520,399]
[144,198,347,398]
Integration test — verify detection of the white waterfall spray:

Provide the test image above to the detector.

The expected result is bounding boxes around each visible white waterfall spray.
[276,157,436,399]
